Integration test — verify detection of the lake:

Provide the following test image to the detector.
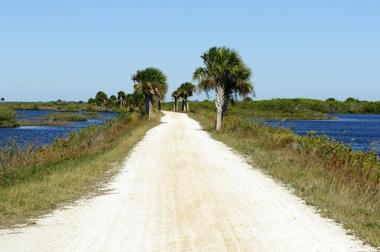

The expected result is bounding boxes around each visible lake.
[265,114,380,155]
[0,110,118,149]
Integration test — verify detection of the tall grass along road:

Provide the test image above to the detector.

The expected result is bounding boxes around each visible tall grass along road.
[0,112,375,251]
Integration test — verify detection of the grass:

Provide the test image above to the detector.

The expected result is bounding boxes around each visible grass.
[0,113,160,226]
[18,120,70,126]
[162,100,329,120]
[18,112,100,126]
[0,108,19,128]
[46,113,88,121]
[1,101,101,112]
[188,101,380,248]
[82,111,100,118]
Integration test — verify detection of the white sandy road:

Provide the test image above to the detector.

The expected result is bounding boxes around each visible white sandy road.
[0,111,375,251]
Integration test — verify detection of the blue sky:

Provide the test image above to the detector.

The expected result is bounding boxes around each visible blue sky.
[0,0,379,101]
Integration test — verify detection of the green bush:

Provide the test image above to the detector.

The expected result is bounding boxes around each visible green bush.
[0,108,19,128]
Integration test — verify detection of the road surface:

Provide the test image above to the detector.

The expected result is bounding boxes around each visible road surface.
[0,111,374,251]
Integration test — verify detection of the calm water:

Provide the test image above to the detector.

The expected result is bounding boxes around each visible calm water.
[0,110,118,149]
[265,114,380,154]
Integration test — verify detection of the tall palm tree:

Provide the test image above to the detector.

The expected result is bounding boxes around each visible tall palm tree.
[178,82,195,111]
[132,67,168,119]
[193,47,254,130]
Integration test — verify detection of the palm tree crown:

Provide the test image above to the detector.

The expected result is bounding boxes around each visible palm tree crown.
[178,82,195,100]
[132,67,168,118]
[132,67,168,98]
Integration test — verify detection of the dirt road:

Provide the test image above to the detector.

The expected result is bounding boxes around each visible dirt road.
[0,112,374,251]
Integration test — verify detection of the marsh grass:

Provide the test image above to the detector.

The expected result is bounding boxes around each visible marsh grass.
[46,113,88,121]
[0,113,159,226]
[18,120,70,126]
[189,102,380,248]
[0,108,19,128]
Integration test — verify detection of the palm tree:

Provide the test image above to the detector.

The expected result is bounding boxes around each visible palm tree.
[178,82,195,111]
[132,67,168,119]
[108,95,117,107]
[193,47,253,130]
[95,91,108,108]
[171,90,180,111]
[117,91,126,108]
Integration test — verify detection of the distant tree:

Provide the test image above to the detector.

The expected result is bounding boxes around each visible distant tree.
[177,82,195,111]
[171,90,180,111]
[193,47,253,130]
[117,91,126,108]
[132,67,168,119]
[88,98,96,104]
[95,91,108,108]
[243,96,253,102]
[326,98,336,102]
[345,97,358,103]
[0,97,4,102]
[108,95,117,107]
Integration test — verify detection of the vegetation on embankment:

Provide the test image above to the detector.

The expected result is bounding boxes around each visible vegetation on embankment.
[46,113,88,121]
[162,100,328,120]
[1,101,97,112]
[0,88,146,113]
[18,120,70,126]
[0,113,160,226]
[0,108,19,128]
[165,96,380,120]
[248,97,380,114]
[188,101,380,248]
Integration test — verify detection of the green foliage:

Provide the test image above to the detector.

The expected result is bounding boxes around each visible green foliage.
[185,100,328,120]
[132,67,168,98]
[108,95,117,107]
[82,111,99,118]
[0,108,19,128]
[251,98,380,114]
[47,113,88,121]
[177,82,195,99]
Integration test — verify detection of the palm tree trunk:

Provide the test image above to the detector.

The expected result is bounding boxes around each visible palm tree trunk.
[158,100,161,111]
[173,98,177,111]
[145,94,154,119]
[215,85,225,131]
[181,99,185,111]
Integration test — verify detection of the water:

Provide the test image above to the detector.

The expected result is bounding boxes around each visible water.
[265,114,380,155]
[0,110,118,149]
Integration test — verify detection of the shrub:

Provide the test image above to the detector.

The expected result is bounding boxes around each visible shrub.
[0,108,19,128]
